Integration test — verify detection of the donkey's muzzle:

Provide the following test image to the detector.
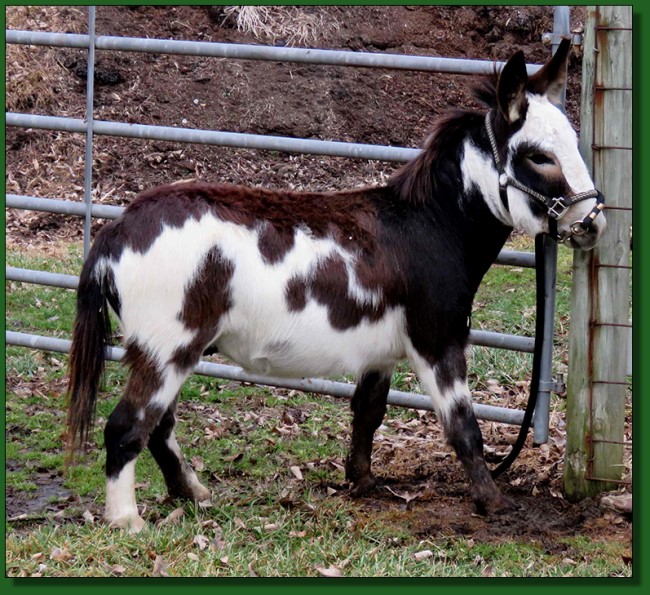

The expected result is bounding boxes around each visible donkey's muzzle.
[558,189,606,249]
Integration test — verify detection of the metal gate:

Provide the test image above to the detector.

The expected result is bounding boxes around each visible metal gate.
[5,6,575,436]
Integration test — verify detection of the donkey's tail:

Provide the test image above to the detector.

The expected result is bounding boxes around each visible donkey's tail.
[66,254,113,459]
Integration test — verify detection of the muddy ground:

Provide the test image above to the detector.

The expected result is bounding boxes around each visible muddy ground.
[5,6,631,556]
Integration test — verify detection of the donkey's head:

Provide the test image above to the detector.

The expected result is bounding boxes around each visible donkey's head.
[487,39,606,249]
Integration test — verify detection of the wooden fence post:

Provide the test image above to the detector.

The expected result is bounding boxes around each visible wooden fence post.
[564,5,632,500]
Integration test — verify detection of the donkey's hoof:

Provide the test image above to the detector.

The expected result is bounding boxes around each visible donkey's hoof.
[192,484,211,502]
[476,493,518,516]
[107,514,147,534]
[350,475,378,498]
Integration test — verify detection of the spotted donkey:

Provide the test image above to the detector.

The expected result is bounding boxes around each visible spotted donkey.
[67,40,605,532]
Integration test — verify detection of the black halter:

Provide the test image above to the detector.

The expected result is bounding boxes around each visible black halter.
[485,110,605,242]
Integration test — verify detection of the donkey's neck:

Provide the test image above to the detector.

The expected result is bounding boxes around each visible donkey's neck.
[404,118,513,294]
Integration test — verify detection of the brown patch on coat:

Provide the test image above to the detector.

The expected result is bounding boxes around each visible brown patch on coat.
[285,276,308,312]
[283,227,407,329]
[121,340,163,407]
[172,246,235,370]
[257,222,295,264]
[294,255,390,330]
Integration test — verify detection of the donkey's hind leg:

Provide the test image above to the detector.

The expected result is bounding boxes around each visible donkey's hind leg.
[148,400,211,502]
[345,370,392,497]
[103,345,193,532]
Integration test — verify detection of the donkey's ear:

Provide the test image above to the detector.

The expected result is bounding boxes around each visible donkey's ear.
[497,50,528,124]
[528,37,570,103]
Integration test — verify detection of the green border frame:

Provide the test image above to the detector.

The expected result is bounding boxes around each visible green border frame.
[2,0,645,590]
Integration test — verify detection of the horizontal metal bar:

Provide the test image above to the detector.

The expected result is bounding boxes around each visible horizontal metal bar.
[594,264,632,269]
[585,476,631,485]
[492,249,536,268]
[594,26,633,31]
[5,29,543,76]
[595,85,632,92]
[590,438,632,446]
[6,193,123,220]
[6,267,78,290]
[541,32,583,46]
[5,331,526,425]
[5,267,535,353]
[5,194,536,269]
[592,144,633,151]
[469,329,534,353]
[6,112,419,162]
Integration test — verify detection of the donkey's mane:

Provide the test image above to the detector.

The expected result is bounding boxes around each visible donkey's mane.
[387,70,500,207]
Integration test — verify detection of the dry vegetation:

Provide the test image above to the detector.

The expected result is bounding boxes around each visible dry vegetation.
[218,5,339,46]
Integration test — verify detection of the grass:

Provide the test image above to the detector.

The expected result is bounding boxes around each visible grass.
[4,241,631,578]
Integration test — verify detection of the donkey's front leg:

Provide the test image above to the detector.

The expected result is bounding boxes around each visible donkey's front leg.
[409,346,516,515]
[345,370,391,496]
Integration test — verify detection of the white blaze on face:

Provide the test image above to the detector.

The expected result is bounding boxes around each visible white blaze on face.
[506,94,599,232]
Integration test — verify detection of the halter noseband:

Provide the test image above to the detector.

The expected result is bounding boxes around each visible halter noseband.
[485,110,605,242]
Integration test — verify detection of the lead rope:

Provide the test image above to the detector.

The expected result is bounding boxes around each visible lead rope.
[491,232,546,479]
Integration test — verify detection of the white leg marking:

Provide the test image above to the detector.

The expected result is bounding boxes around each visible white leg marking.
[167,431,211,501]
[406,347,468,426]
[105,460,145,533]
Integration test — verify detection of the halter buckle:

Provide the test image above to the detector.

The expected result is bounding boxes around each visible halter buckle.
[548,197,568,220]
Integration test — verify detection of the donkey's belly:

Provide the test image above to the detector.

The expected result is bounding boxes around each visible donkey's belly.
[216,303,407,378]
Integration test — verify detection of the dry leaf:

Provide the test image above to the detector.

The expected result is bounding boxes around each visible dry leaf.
[290,465,303,480]
[224,452,244,463]
[289,530,307,538]
[111,564,126,575]
[50,546,73,563]
[158,507,184,526]
[234,516,247,530]
[413,549,433,561]
[385,486,422,503]
[193,534,210,550]
[32,563,48,577]
[315,564,343,577]
[82,510,95,524]
[191,455,205,472]
[152,555,169,577]
[187,552,200,562]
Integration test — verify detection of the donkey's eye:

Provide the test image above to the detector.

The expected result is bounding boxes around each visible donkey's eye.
[528,153,554,166]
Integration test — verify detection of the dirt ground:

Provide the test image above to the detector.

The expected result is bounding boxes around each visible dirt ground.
[5,5,631,555]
